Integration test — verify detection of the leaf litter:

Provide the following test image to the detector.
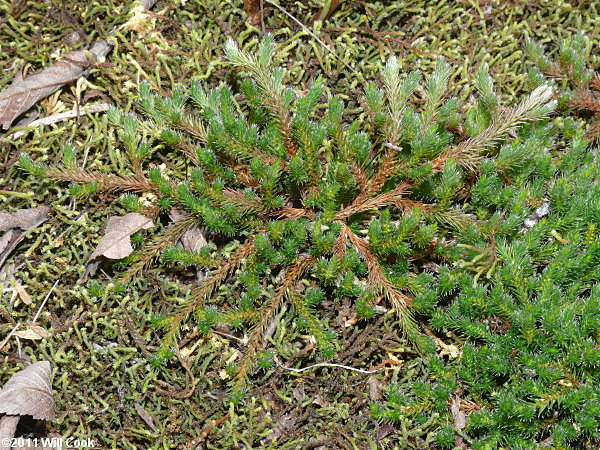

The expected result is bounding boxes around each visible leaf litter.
[82,213,153,281]
[0,206,50,270]
[0,361,55,448]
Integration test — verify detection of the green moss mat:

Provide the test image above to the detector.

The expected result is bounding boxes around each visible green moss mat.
[1,1,599,448]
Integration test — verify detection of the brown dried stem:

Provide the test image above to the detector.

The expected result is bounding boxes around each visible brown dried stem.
[119,215,201,283]
[234,254,316,388]
[45,167,157,194]
[341,224,419,344]
[336,182,413,220]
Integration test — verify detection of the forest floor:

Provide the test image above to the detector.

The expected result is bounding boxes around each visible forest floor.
[1,1,599,448]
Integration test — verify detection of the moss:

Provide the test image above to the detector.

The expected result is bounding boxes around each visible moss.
[1,0,599,448]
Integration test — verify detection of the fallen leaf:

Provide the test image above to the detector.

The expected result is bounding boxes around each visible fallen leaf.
[0,0,158,131]
[376,423,396,441]
[0,229,15,255]
[0,262,17,284]
[14,325,49,340]
[0,42,110,130]
[0,206,50,268]
[180,226,208,254]
[265,413,296,443]
[0,415,20,449]
[292,384,305,402]
[89,213,153,261]
[169,209,207,253]
[0,206,50,232]
[450,390,468,450]
[169,209,208,282]
[367,375,384,402]
[244,0,261,26]
[134,403,157,432]
[312,393,329,408]
[14,282,32,305]
[451,398,467,430]
[0,361,55,420]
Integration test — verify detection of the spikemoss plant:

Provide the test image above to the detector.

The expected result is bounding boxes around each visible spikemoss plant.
[370,43,600,449]
[526,33,600,143]
[20,36,557,390]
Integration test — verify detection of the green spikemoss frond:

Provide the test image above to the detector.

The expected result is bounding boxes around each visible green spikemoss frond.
[20,36,558,389]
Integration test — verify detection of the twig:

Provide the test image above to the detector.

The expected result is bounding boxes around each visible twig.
[212,329,247,343]
[0,322,21,352]
[277,359,383,375]
[32,280,59,324]
[384,142,403,152]
[196,412,230,443]
[368,358,403,372]
[260,0,265,33]
[6,103,110,140]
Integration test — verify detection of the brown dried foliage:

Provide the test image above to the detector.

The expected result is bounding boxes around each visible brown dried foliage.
[571,75,600,140]
[45,167,157,194]
[235,254,316,388]
[342,223,412,310]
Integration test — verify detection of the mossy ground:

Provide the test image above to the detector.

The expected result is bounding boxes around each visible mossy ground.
[1,1,599,448]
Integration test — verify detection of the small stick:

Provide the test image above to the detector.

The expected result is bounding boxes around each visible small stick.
[32,279,59,324]
[197,412,231,443]
[212,329,247,344]
[6,103,110,140]
[0,322,20,351]
[277,360,383,375]
[384,142,403,152]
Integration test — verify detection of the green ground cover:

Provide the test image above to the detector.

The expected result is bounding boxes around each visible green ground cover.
[1,1,599,448]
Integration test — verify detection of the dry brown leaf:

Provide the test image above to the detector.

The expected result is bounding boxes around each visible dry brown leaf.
[0,0,158,131]
[14,282,32,305]
[0,361,55,420]
[292,384,305,402]
[180,226,207,254]
[265,413,296,443]
[244,0,261,26]
[451,398,467,430]
[0,262,18,284]
[89,213,154,261]
[312,393,329,408]
[134,403,157,433]
[169,209,207,253]
[169,209,208,281]
[0,206,50,269]
[0,415,20,450]
[450,390,468,450]
[367,375,384,402]
[0,42,110,130]
[0,206,50,232]
[14,325,49,341]
[376,423,396,441]
[0,230,15,255]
